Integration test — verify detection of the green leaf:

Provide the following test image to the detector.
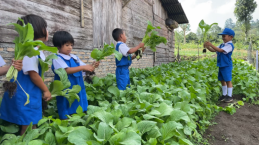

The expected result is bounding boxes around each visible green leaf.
[37,118,48,126]
[95,122,114,142]
[44,132,56,145]
[115,117,133,131]
[168,110,190,122]
[28,140,44,145]
[108,86,120,98]
[54,68,71,89]
[68,126,94,145]
[137,120,157,135]
[237,101,244,106]
[109,130,141,145]
[113,50,123,61]
[160,121,183,141]
[0,124,19,133]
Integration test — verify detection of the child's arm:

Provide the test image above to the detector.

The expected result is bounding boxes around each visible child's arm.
[0,60,23,76]
[127,43,145,54]
[28,71,51,101]
[65,65,94,74]
[205,42,224,53]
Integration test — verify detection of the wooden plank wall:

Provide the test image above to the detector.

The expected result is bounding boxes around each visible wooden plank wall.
[0,0,93,49]
[92,0,122,48]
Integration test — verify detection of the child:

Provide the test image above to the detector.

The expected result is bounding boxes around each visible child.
[52,31,99,119]
[204,28,235,103]
[112,28,145,90]
[0,14,52,135]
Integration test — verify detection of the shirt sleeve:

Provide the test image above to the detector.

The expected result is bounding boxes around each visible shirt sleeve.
[52,57,69,70]
[0,55,6,67]
[22,56,39,75]
[221,44,233,54]
[119,43,130,57]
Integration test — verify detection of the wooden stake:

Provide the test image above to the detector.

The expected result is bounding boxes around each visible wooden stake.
[81,0,84,28]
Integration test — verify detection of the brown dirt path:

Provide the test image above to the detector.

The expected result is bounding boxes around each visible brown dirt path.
[204,103,259,145]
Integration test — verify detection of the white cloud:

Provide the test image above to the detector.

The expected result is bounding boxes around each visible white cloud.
[216,0,235,14]
[179,0,259,33]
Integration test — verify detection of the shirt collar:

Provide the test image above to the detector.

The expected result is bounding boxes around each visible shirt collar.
[223,41,232,45]
[58,53,78,60]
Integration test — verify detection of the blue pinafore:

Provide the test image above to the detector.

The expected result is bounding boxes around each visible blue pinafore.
[217,43,234,81]
[115,42,132,90]
[51,55,88,119]
[0,56,43,125]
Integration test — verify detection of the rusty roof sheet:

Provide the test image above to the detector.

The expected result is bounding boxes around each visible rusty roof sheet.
[160,0,189,24]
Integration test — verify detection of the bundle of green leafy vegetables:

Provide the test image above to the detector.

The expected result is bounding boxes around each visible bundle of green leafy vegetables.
[49,68,81,107]
[198,19,218,43]
[91,43,122,61]
[135,21,167,60]
[4,18,58,105]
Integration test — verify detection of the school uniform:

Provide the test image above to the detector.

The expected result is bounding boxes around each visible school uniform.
[52,53,87,119]
[217,41,234,82]
[0,48,45,125]
[115,41,132,90]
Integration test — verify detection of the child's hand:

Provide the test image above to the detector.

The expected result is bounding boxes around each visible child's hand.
[92,61,100,68]
[12,59,23,71]
[83,65,95,72]
[43,91,52,102]
[139,43,145,49]
[204,41,212,48]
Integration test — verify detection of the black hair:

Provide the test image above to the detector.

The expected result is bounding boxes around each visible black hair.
[52,31,74,49]
[17,14,47,40]
[112,28,124,41]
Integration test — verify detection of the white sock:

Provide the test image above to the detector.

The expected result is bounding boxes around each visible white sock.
[228,88,233,97]
[222,86,227,96]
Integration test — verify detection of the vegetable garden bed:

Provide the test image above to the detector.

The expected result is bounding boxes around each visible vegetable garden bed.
[0,59,258,145]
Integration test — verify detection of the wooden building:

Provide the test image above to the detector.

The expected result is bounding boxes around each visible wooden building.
[0,0,188,81]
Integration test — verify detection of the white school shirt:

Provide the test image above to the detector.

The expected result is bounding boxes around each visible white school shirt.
[22,47,46,75]
[0,55,6,67]
[217,41,233,54]
[118,41,130,57]
[52,53,86,76]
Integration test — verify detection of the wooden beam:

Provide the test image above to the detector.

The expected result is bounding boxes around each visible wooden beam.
[81,0,84,28]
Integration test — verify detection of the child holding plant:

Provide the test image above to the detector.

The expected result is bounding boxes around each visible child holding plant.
[204,28,235,103]
[0,14,53,135]
[112,28,145,90]
[51,31,99,119]
[0,56,23,76]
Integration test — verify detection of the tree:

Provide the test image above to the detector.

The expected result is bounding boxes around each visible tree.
[208,25,222,43]
[179,24,191,44]
[234,0,257,41]
[186,32,198,43]
[224,18,235,29]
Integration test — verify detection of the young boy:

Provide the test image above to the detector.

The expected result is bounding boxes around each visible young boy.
[204,28,235,103]
[112,28,145,90]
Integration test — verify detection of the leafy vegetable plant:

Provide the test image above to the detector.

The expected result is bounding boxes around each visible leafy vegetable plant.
[39,54,58,81]
[135,21,167,60]
[199,20,218,43]
[3,18,58,105]
[91,43,122,61]
[49,68,81,107]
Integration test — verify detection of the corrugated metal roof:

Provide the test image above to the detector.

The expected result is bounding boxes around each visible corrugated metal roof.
[160,0,189,24]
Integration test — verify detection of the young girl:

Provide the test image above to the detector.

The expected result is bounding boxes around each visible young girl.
[0,14,52,135]
[51,31,99,119]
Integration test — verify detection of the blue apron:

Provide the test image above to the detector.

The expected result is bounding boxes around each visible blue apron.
[0,56,42,125]
[51,55,88,119]
[217,43,234,81]
[217,43,234,67]
[115,42,132,90]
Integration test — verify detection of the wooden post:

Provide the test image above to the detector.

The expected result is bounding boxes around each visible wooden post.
[81,0,84,28]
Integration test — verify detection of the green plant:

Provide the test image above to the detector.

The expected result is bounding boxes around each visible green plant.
[49,68,81,107]
[199,20,218,43]
[91,43,122,61]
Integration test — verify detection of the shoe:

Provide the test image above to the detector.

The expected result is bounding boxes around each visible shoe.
[218,95,226,101]
[224,96,233,103]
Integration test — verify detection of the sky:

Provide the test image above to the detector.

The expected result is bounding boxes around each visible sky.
[179,0,259,33]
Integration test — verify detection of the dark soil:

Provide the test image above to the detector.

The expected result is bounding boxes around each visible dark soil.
[204,97,259,145]
[3,81,17,98]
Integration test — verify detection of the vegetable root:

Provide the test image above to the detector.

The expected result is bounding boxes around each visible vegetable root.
[84,71,95,84]
[3,81,17,98]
